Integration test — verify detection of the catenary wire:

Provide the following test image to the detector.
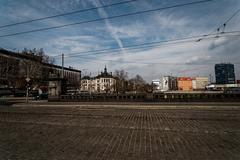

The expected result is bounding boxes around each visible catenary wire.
[0,0,215,38]
[207,8,240,35]
[51,31,240,59]
[58,32,240,65]
[0,0,139,29]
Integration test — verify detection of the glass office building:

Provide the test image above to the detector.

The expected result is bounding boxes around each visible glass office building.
[215,63,235,84]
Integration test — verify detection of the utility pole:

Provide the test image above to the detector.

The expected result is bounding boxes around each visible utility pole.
[25,64,30,103]
[61,53,64,78]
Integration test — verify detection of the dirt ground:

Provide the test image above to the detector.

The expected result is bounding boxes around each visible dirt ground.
[1,104,240,160]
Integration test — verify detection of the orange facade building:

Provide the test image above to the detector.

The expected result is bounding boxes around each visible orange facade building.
[177,77,193,91]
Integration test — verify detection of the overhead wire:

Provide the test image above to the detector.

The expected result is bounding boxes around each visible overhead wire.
[54,31,240,59]
[63,55,240,66]
[60,32,240,65]
[224,8,240,24]
[63,34,240,68]
[0,0,215,38]
[0,0,139,29]
[3,1,238,67]
[1,0,238,76]
[207,8,240,36]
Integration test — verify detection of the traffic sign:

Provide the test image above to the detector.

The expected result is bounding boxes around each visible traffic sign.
[25,77,31,82]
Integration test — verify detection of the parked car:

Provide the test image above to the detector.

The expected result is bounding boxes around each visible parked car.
[0,88,12,97]
[39,93,48,100]
[14,89,26,97]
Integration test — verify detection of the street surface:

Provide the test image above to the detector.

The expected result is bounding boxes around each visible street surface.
[1,104,240,160]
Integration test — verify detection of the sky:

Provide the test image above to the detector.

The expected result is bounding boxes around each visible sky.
[0,0,240,82]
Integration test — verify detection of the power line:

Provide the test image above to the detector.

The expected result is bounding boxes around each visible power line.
[224,8,240,25]
[218,8,240,33]
[60,32,216,58]
[208,8,240,35]
[60,37,197,58]
[61,34,240,65]
[63,38,197,58]
[0,0,215,38]
[65,55,240,66]
[61,32,240,65]
[0,0,139,29]
[54,31,240,59]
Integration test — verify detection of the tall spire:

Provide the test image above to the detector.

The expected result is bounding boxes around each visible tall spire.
[104,65,107,73]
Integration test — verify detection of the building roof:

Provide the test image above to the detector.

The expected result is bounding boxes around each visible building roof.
[0,48,81,73]
[81,76,93,80]
[177,77,193,81]
[215,63,234,66]
[95,66,114,79]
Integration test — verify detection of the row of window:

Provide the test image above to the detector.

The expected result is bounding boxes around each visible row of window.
[82,78,114,84]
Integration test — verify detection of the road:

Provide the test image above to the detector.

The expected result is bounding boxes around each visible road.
[1,104,240,160]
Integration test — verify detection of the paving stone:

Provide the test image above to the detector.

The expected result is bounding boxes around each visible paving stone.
[0,106,240,160]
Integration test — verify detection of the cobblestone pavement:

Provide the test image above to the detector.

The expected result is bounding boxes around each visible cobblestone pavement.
[1,105,240,160]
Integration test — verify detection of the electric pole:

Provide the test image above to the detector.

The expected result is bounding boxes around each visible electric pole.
[61,53,64,78]
[25,63,30,103]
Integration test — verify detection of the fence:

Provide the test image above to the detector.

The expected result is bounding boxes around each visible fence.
[49,92,240,102]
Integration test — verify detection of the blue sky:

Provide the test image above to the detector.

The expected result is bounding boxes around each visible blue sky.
[0,0,240,82]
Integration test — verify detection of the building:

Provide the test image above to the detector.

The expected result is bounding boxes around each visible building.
[152,76,178,92]
[0,48,81,89]
[81,67,116,93]
[152,79,161,91]
[206,83,240,91]
[80,76,95,93]
[215,63,235,84]
[160,76,178,91]
[177,77,193,91]
[237,80,240,84]
[192,77,209,90]
[0,51,19,88]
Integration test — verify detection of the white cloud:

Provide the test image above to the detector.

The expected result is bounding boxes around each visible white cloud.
[89,0,125,51]
[50,35,109,53]
[84,35,240,82]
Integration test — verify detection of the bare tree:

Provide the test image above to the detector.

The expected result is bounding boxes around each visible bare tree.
[17,48,55,89]
[129,74,147,93]
[114,69,128,93]
[22,48,55,64]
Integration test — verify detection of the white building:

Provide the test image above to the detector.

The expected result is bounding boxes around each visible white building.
[152,79,161,91]
[81,76,95,93]
[81,67,116,93]
[160,76,178,91]
[152,76,178,92]
[206,83,240,91]
[192,77,209,90]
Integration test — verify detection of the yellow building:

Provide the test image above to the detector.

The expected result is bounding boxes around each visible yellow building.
[192,77,209,90]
